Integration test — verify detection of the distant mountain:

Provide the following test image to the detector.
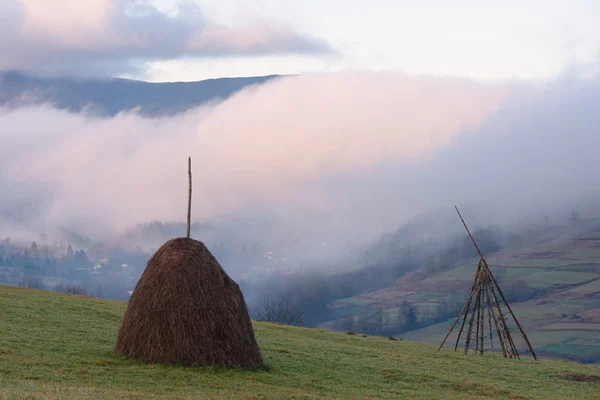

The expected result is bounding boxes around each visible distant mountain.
[0,71,280,116]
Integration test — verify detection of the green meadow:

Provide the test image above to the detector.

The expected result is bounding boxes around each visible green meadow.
[1,285,600,399]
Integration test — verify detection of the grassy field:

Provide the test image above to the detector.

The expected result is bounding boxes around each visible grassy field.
[570,279,600,293]
[1,286,600,399]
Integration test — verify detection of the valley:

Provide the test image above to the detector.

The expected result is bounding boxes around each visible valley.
[321,222,600,364]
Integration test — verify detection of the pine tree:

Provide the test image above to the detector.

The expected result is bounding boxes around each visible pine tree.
[74,249,89,267]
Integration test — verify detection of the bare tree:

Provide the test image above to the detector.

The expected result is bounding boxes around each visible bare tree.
[19,276,42,289]
[53,282,88,296]
[254,292,302,325]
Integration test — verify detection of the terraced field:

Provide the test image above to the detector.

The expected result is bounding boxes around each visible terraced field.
[322,227,600,363]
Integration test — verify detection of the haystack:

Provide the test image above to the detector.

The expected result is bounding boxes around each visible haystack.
[114,237,263,368]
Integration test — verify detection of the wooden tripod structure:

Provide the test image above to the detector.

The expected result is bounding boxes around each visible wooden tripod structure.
[438,206,538,361]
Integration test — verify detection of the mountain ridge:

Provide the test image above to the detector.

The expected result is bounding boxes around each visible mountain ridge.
[0,70,281,116]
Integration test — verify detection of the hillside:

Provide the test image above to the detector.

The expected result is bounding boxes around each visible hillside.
[0,71,279,116]
[1,286,599,399]
[321,223,600,364]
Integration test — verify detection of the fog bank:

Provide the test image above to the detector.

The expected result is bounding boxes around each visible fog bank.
[1,70,599,263]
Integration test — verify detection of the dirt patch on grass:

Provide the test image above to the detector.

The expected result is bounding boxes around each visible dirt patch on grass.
[557,372,600,382]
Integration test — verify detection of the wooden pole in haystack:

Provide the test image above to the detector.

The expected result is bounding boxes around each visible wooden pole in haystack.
[437,206,538,361]
[186,157,192,239]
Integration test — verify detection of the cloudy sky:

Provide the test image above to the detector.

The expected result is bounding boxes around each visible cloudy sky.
[2,0,599,81]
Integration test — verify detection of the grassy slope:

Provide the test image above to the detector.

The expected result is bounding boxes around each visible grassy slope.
[1,286,600,399]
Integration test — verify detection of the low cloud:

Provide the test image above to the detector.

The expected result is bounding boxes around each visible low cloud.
[0,72,505,239]
[1,70,600,259]
[0,0,333,76]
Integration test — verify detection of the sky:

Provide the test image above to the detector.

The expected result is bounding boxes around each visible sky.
[144,0,600,82]
[1,0,599,82]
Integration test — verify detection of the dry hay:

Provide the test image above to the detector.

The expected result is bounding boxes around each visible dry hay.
[114,237,263,368]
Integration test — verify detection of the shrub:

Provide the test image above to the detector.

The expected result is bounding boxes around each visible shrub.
[53,283,88,296]
[19,276,43,289]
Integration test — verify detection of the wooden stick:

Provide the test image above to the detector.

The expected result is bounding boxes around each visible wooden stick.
[453,261,482,351]
[479,285,485,355]
[186,157,192,239]
[485,287,495,355]
[454,295,473,351]
[488,285,508,358]
[475,281,482,355]
[485,261,520,359]
[482,258,538,361]
[455,206,538,361]
[455,206,485,258]
[507,326,521,359]
[438,296,469,351]
[456,206,508,355]
[487,274,514,358]
[439,261,481,351]
[482,267,508,358]
[464,285,480,355]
